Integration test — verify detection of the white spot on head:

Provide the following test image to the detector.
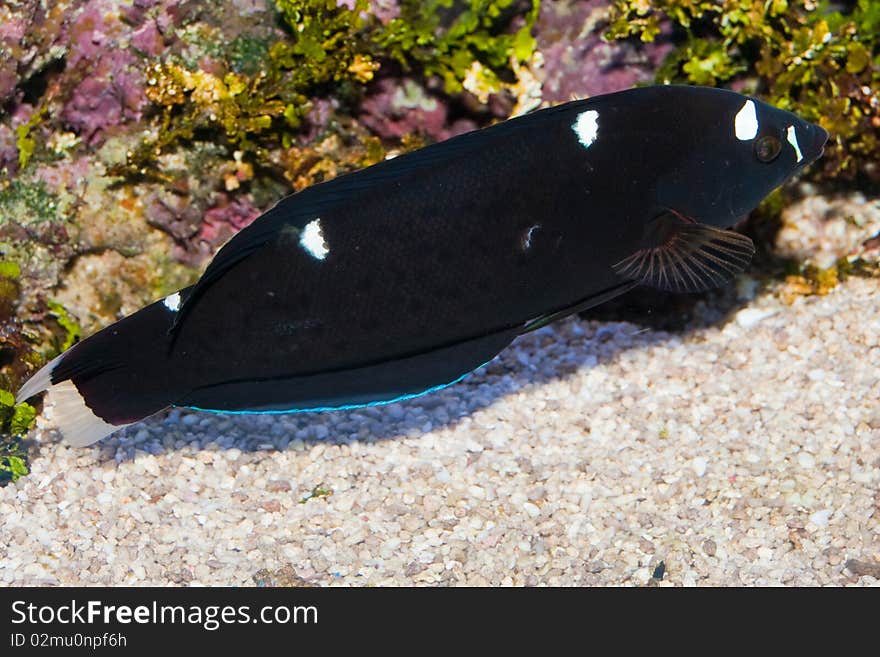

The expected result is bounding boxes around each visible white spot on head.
[572,110,599,148]
[734,99,759,141]
[300,218,329,260]
[163,291,181,312]
[786,124,803,163]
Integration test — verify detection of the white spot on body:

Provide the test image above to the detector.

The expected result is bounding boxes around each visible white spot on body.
[572,110,599,148]
[522,224,540,250]
[163,292,181,312]
[734,99,759,141]
[786,124,803,163]
[300,218,329,260]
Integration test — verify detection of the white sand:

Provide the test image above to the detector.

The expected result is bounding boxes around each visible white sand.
[1,195,878,587]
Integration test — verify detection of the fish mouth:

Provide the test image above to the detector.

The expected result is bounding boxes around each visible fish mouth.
[807,122,829,162]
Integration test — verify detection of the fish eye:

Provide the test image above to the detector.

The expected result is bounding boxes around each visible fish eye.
[754,135,782,163]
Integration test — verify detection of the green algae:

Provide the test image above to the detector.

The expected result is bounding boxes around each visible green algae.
[14,102,55,171]
[47,301,81,352]
[0,180,60,225]
[0,261,21,279]
[0,297,84,485]
[116,0,539,180]
[15,116,39,171]
[0,392,34,485]
[227,34,273,76]
[376,0,540,94]
[299,483,333,504]
[606,0,880,183]
[0,454,28,483]
[0,251,80,471]
[0,258,21,327]
[779,255,880,305]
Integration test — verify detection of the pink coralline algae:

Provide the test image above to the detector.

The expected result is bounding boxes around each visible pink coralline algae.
[59,1,155,144]
[147,191,260,266]
[359,78,477,142]
[130,20,165,57]
[0,124,18,174]
[370,0,400,24]
[536,0,672,103]
[0,0,86,105]
[197,197,261,252]
[1,0,184,149]
[61,57,146,144]
[295,98,338,146]
[337,0,400,24]
[0,68,17,107]
[34,158,92,196]
[145,190,208,262]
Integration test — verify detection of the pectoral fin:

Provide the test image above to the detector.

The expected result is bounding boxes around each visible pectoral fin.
[613,211,755,293]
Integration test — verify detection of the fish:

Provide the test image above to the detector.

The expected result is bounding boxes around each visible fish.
[16,85,828,446]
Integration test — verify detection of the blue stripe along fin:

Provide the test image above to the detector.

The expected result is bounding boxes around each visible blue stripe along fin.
[186,370,476,415]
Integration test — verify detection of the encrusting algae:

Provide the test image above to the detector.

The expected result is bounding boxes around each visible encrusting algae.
[116,0,541,181]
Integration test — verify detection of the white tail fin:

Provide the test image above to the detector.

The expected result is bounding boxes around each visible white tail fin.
[15,353,63,404]
[17,357,128,447]
[48,380,127,446]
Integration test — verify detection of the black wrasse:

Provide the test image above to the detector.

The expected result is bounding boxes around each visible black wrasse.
[17,85,828,446]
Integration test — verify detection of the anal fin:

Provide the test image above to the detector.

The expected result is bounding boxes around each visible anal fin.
[613,211,755,293]
[175,327,521,414]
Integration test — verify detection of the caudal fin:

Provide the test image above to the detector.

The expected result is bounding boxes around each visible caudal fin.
[16,288,193,446]
[23,376,126,447]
